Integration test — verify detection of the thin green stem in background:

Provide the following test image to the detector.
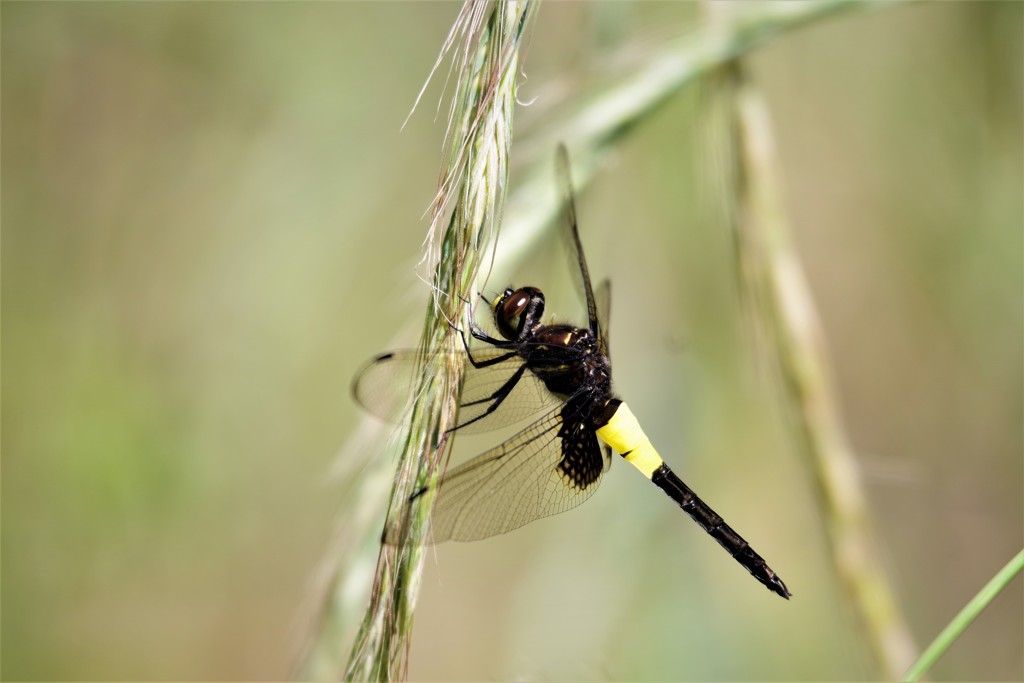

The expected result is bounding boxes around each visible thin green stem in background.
[902,549,1024,683]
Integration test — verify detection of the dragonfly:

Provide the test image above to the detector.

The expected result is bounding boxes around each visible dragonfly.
[353,146,790,599]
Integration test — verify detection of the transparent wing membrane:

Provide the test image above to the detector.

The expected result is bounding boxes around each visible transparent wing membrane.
[352,348,561,434]
[402,404,608,543]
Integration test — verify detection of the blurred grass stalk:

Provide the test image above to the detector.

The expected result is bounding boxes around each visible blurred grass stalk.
[725,64,918,678]
[340,2,531,678]
[296,1,533,680]
[505,0,897,271]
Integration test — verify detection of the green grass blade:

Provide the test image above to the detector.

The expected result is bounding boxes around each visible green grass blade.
[902,548,1024,682]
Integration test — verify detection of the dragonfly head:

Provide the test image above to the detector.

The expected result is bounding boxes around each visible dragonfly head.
[493,286,545,340]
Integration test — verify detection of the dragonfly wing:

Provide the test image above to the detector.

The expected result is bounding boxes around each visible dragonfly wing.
[352,349,561,434]
[555,145,605,346]
[403,402,608,543]
[351,350,425,423]
[455,352,562,433]
[595,279,611,357]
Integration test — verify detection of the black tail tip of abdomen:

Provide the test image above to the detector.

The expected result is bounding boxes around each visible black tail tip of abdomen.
[768,574,792,600]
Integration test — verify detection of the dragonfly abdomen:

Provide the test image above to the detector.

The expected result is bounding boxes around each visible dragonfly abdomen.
[651,464,791,599]
[595,401,791,600]
[595,401,664,477]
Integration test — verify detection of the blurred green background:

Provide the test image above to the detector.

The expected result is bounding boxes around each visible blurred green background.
[3,2,1021,680]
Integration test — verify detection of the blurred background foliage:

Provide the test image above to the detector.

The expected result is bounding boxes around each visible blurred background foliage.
[2,2,1021,680]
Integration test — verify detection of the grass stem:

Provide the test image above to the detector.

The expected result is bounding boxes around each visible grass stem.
[726,64,918,679]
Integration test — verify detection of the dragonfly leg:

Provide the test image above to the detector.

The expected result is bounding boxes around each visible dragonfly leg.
[452,362,528,432]
[459,327,517,368]
[468,319,511,347]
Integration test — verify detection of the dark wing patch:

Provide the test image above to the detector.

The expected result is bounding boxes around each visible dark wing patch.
[391,403,608,543]
[555,416,606,492]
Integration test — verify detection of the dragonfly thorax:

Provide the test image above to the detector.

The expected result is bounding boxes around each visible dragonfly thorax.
[522,323,613,413]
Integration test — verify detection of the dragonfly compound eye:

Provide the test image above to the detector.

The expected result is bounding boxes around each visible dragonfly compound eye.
[495,287,545,340]
[495,288,527,340]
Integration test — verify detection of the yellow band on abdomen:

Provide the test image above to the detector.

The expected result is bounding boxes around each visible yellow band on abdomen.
[596,403,664,479]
